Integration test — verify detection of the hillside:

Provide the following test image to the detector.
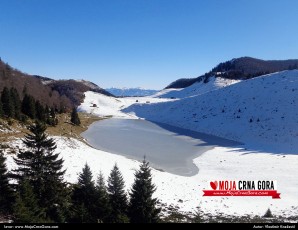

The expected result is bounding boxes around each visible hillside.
[72,76,298,217]
[165,57,298,89]
[46,79,113,107]
[154,77,240,99]
[124,70,298,153]
[0,59,111,110]
[0,60,71,110]
[106,87,158,97]
[78,91,170,118]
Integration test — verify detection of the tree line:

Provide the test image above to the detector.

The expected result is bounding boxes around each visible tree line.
[0,87,58,126]
[0,122,160,223]
[0,86,82,127]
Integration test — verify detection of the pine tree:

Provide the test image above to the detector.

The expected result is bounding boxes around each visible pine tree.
[107,164,128,223]
[13,122,68,222]
[13,180,46,223]
[0,101,3,118]
[1,87,14,118]
[71,164,97,223]
[0,153,14,214]
[70,202,89,223]
[35,100,45,122]
[70,108,80,126]
[21,94,36,119]
[263,208,273,218]
[10,88,21,119]
[191,207,204,223]
[128,158,160,223]
[95,171,110,223]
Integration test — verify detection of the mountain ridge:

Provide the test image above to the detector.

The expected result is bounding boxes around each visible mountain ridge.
[165,56,298,89]
[0,59,112,110]
[106,87,158,97]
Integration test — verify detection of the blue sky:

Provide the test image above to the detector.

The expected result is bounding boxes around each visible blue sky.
[0,0,297,89]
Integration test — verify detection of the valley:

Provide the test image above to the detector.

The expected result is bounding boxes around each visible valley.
[1,1,298,224]
[72,69,298,217]
[1,58,298,221]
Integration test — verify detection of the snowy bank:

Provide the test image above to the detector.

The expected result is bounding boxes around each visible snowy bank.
[78,91,172,119]
[5,137,298,217]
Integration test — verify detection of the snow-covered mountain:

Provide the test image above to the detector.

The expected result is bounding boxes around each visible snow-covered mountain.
[165,57,298,89]
[124,70,298,153]
[106,87,158,97]
[154,76,241,99]
[73,70,298,216]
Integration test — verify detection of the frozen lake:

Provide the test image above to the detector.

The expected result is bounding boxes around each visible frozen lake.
[81,119,240,176]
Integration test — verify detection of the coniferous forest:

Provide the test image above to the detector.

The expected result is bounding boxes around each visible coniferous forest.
[0,86,59,126]
[0,122,161,223]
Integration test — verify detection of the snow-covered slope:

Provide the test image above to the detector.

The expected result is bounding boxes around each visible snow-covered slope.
[5,70,298,218]
[5,137,298,217]
[154,77,240,99]
[78,92,130,118]
[124,70,298,153]
[106,87,159,97]
[78,91,171,118]
[71,70,298,216]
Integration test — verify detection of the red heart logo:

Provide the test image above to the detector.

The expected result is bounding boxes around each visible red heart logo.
[210,181,218,190]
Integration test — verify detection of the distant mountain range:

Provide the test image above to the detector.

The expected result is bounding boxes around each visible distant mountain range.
[166,57,298,89]
[106,87,159,97]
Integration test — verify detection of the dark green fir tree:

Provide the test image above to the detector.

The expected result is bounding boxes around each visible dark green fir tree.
[70,108,80,126]
[71,163,97,223]
[13,122,68,222]
[35,100,45,122]
[128,158,160,223]
[107,164,128,223]
[95,171,110,223]
[0,152,14,214]
[10,88,21,119]
[21,94,36,119]
[13,180,46,223]
[0,100,3,117]
[1,87,14,118]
